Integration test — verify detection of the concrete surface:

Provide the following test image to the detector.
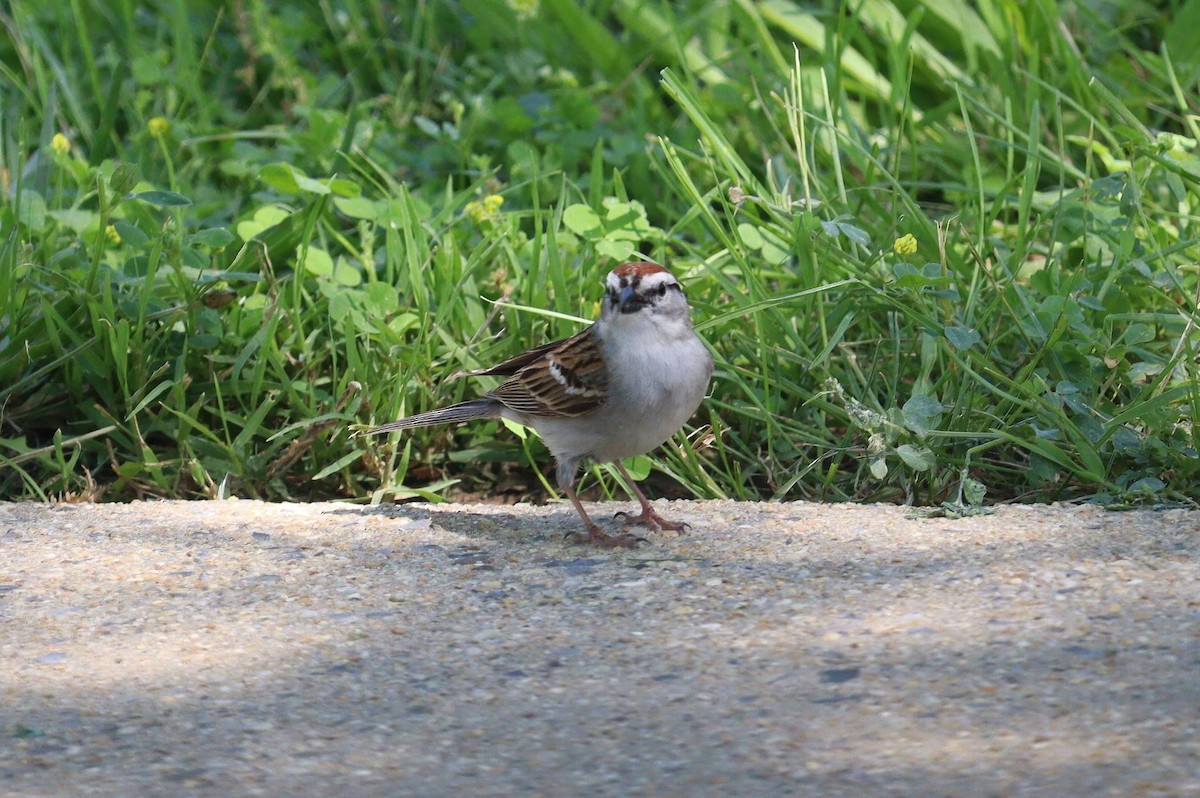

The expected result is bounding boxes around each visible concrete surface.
[1,499,1198,797]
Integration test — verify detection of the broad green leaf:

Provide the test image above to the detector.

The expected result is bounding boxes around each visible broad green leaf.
[1123,323,1154,345]
[502,418,529,440]
[738,223,764,249]
[563,204,602,234]
[328,290,354,321]
[869,457,889,479]
[333,257,362,287]
[15,191,47,231]
[902,394,943,436]
[187,228,236,249]
[388,313,420,335]
[596,238,635,261]
[620,455,653,481]
[945,325,982,350]
[300,245,333,277]
[362,282,399,313]
[335,196,379,220]
[236,205,291,240]
[260,163,331,195]
[48,209,97,232]
[896,444,935,471]
[113,221,149,248]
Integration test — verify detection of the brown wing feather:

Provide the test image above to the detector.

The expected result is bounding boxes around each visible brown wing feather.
[458,336,577,378]
[488,328,608,418]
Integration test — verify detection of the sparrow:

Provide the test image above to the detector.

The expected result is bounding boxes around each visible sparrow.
[360,261,713,548]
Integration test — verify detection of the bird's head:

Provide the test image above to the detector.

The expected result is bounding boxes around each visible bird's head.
[601,262,691,325]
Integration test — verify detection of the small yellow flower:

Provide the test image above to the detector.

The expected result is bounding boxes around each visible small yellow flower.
[507,0,539,20]
[464,201,485,222]
[148,117,171,138]
[105,224,121,245]
[537,65,578,88]
[465,194,505,223]
[51,133,70,156]
[893,233,918,256]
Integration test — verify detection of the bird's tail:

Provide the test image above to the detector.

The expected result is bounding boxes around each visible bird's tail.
[357,398,501,436]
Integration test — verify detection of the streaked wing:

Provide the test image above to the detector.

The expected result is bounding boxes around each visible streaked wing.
[459,336,577,378]
[489,328,608,418]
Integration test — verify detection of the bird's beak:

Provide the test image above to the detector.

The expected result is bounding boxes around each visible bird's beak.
[618,285,638,312]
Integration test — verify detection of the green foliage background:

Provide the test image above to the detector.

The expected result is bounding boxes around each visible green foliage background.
[3,0,1200,507]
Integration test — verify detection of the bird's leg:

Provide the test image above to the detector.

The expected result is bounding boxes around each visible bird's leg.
[563,484,644,548]
[611,461,691,533]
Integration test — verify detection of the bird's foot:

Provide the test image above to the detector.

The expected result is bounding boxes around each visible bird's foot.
[567,524,645,549]
[614,507,691,534]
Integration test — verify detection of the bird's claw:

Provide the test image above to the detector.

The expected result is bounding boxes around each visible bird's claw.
[567,526,645,548]
[614,509,691,535]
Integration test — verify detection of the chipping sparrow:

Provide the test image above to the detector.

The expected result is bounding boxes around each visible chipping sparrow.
[360,261,713,548]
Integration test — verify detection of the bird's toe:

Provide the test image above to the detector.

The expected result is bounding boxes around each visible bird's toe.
[615,508,690,535]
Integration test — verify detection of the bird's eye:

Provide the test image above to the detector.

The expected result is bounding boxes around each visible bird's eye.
[657,283,668,297]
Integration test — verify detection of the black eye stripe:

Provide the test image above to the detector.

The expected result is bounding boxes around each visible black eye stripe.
[606,278,682,305]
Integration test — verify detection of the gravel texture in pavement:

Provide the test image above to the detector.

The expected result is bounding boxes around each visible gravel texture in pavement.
[1,499,1198,797]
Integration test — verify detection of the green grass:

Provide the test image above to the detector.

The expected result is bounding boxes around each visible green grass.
[3,0,1200,509]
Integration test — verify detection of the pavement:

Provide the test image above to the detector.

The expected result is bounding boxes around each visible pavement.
[1,498,1198,797]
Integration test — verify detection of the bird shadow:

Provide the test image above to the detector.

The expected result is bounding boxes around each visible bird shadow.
[328,501,671,552]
